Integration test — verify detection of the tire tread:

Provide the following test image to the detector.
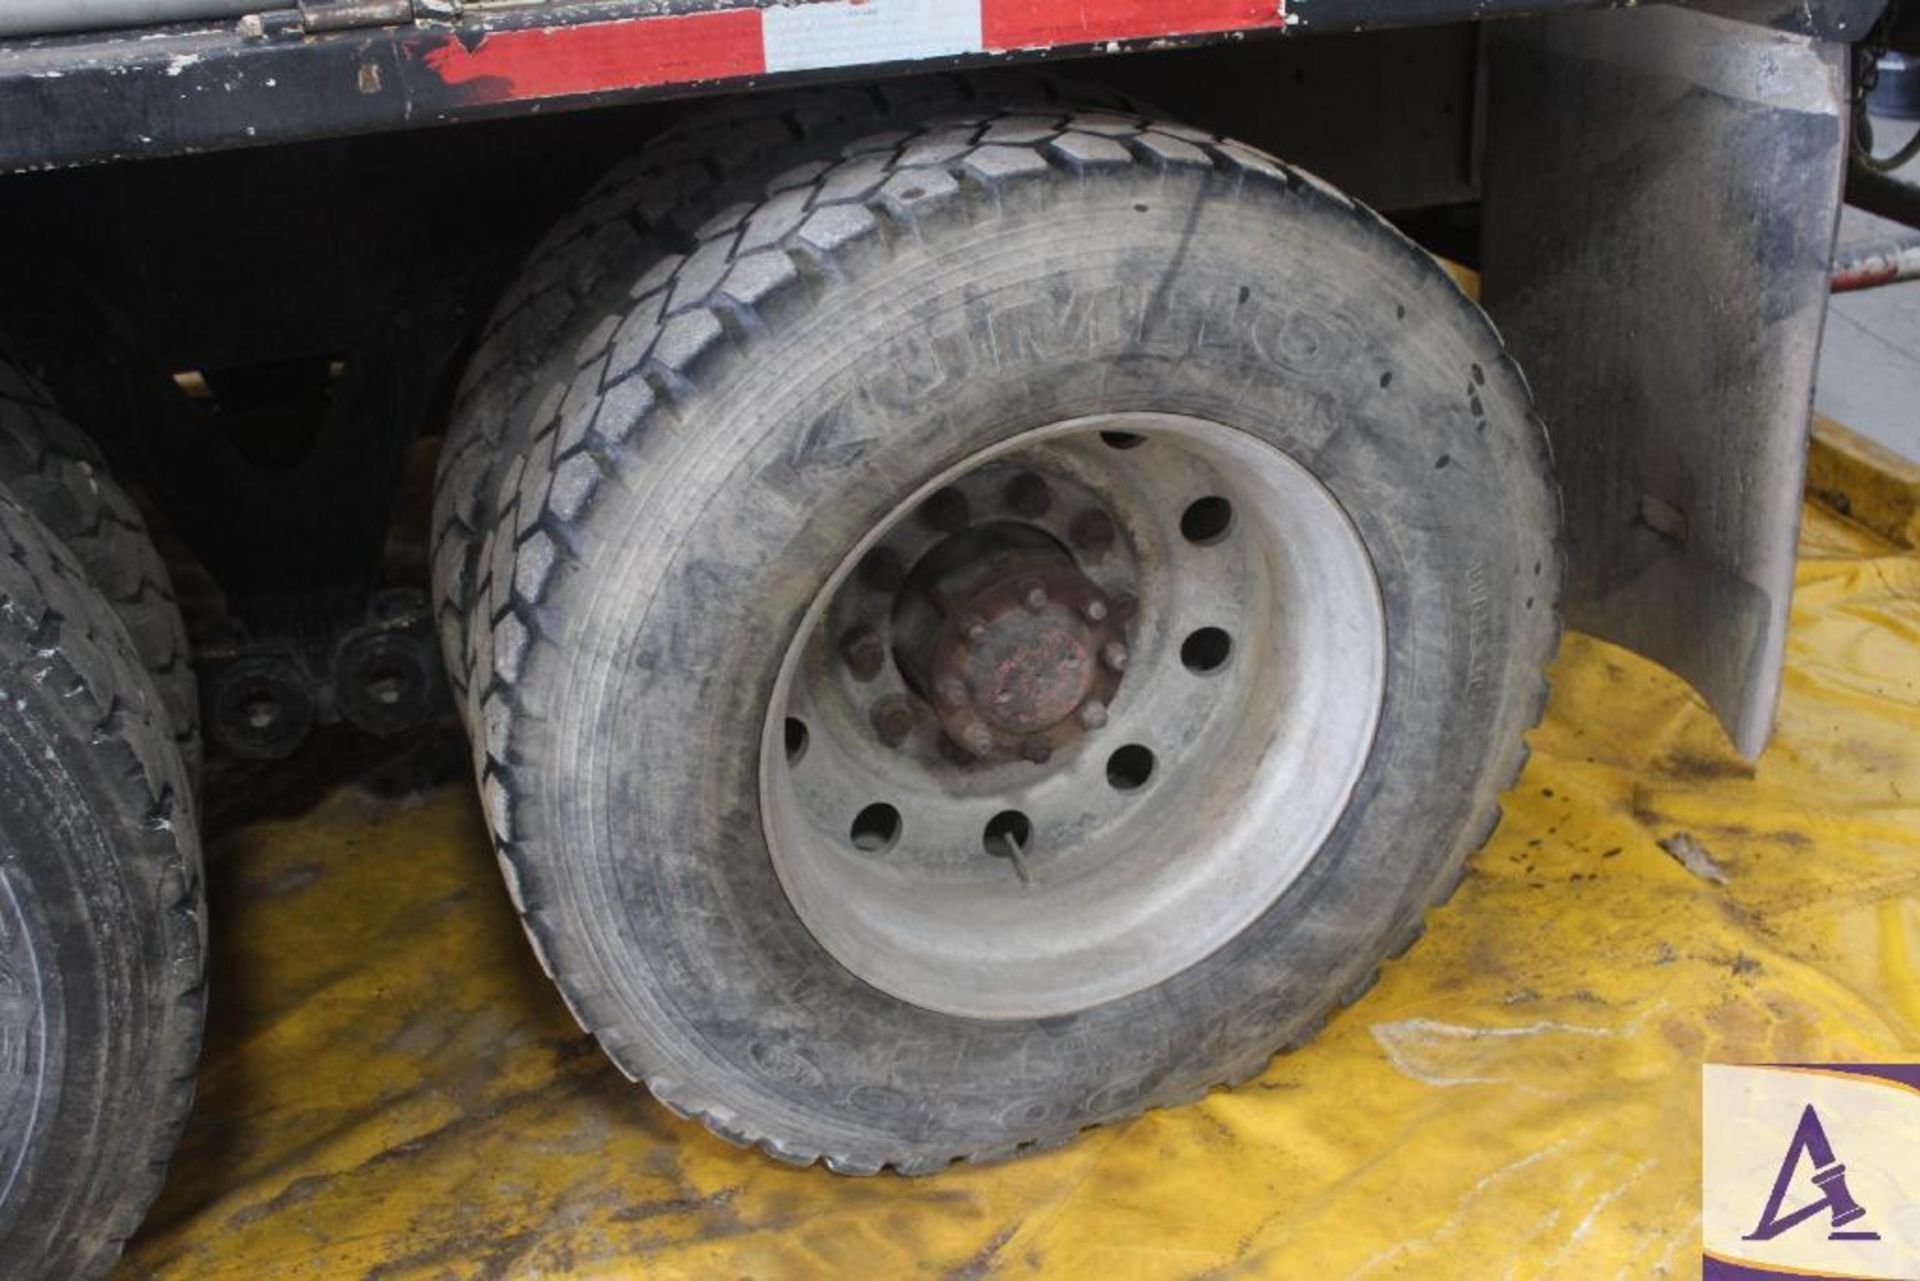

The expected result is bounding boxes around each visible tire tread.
[0,358,201,780]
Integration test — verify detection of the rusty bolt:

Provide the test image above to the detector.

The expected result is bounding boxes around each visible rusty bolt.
[839,625,885,681]
[1082,599,1109,623]
[1077,700,1109,730]
[959,615,988,644]
[922,487,971,534]
[1006,472,1052,518]
[1101,641,1130,673]
[960,722,995,758]
[1020,735,1052,764]
[1069,509,1116,553]
[871,696,916,746]
[936,675,969,709]
[859,546,904,592]
[1021,581,1049,613]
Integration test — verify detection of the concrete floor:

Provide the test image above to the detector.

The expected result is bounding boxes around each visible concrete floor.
[1816,118,1920,458]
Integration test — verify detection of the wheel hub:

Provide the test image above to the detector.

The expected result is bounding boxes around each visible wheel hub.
[888,518,1128,765]
[927,563,1124,762]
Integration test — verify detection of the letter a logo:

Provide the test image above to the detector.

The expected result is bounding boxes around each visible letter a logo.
[1743,1104,1882,1242]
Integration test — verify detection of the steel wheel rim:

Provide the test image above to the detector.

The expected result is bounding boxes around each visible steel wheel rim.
[760,412,1387,1019]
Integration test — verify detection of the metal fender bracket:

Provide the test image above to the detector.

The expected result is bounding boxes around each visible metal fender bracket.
[1482,6,1850,758]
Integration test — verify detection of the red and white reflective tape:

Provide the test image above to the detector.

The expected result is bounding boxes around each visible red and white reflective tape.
[425,0,1290,102]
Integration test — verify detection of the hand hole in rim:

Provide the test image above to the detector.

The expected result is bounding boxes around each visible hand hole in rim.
[1179,496,1234,545]
[1181,627,1233,674]
[850,803,901,852]
[1099,430,1146,450]
[982,810,1033,858]
[1105,744,1155,791]
[784,717,809,766]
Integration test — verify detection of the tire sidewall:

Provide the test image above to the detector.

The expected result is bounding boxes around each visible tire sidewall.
[0,689,155,1266]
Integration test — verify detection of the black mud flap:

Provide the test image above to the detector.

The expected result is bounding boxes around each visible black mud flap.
[1482,5,1851,757]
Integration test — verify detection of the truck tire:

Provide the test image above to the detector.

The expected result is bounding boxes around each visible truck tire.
[447,103,1561,1171]
[0,493,205,1276]
[0,357,200,782]
[432,73,1133,716]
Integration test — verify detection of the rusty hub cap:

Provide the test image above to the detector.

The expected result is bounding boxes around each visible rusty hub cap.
[925,565,1122,762]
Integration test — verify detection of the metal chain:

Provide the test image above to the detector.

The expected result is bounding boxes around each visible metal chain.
[1853,0,1920,174]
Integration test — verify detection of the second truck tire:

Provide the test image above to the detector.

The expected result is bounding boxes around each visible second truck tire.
[0,490,205,1277]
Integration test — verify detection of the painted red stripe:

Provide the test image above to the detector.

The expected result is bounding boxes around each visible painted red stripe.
[980,0,1284,50]
[423,9,765,102]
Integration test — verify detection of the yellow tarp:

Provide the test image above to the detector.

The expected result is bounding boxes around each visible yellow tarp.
[120,502,1920,1279]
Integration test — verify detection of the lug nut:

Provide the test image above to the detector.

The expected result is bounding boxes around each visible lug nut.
[839,625,885,681]
[1101,641,1130,673]
[859,546,904,592]
[923,488,971,533]
[1021,581,1049,613]
[936,675,969,709]
[1069,509,1116,553]
[1082,599,1109,623]
[959,615,988,644]
[871,696,916,746]
[961,722,995,758]
[1077,700,1108,730]
[1006,472,1052,518]
[1020,735,1052,764]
